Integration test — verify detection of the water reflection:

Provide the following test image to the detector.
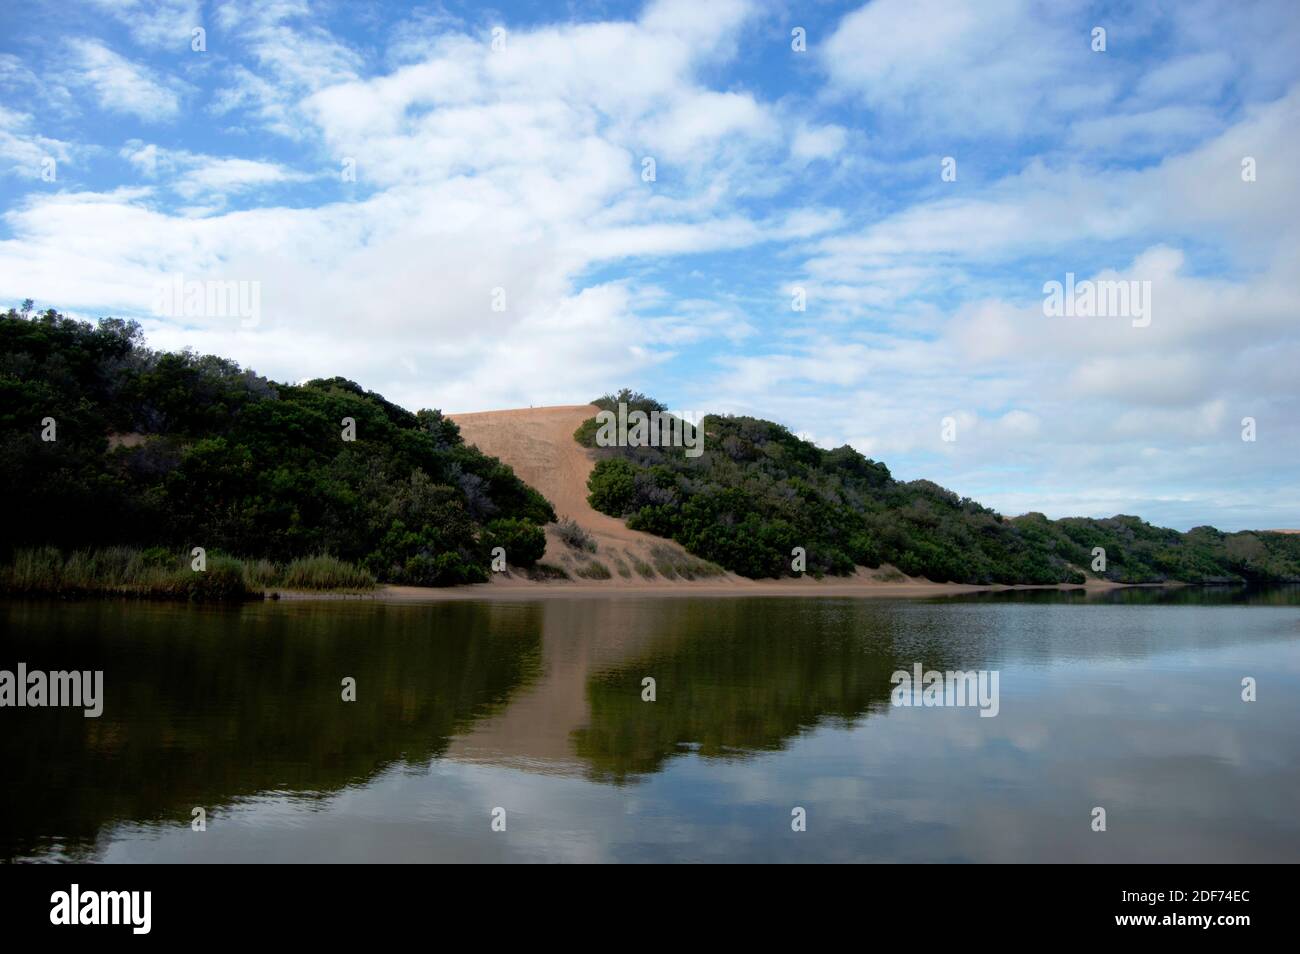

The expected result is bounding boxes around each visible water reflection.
[1,600,544,859]
[569,600,959,783]
[956,583,1300,606]
[2,587,1298,862]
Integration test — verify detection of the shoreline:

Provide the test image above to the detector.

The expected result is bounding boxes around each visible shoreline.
[270,576,1169,604]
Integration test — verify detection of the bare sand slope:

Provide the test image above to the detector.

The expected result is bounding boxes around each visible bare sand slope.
[451,404,730,584]
[452,405,642,545]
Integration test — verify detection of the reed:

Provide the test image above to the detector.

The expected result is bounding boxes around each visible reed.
[0,547,376,600]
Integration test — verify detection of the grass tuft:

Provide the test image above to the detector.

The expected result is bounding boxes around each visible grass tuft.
[624,549,657,579]
[609,552,632,578]
[277,554,376,591]
[573,559,612,580]
[527,562,570,581]
[649,544,725,581]
[556,517,598,553]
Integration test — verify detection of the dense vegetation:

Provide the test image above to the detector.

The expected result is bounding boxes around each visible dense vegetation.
[2,546,376,599]
[5,304,1295,594]
[579,391,1300,585]
[1,305,553,590]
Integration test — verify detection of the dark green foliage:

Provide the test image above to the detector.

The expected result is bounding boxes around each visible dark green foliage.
[573,388,667,448]
[580,395,1300,585]
[183,554,250,601]
[1031,515,1300,584]
[587,458,637,514]
[483,517,547,567]
[0,306,554,585]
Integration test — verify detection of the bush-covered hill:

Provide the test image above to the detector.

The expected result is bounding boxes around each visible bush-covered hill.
[1,305,553,586]
[578,391,1300,585]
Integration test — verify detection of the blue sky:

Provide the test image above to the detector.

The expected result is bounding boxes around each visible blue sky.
[1,0,1297,530]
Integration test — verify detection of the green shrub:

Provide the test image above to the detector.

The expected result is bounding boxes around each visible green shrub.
[483,517,547,567]
[587,458,637,515]
[573,417,599,448]
[401,552,487,587]
[184,554,252,601]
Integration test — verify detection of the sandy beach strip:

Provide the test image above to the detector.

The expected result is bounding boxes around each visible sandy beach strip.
[272,576,1143,604]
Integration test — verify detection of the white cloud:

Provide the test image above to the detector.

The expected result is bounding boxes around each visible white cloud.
[120,141,311,199]
[790,123,847,164]
[0,106,72,178]
[1067,105,1223,156]
[84,0,203,47]
[1132,51,1235,105]
[822,0,1094,138]
[0,1,793,416]
[64,39,183,119]
[695,86,1300,529]
[208,0,364,137]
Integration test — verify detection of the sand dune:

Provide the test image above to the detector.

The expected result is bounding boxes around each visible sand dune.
[451,404,733,585]
[443,404,1089,596]
[452,405,658,551]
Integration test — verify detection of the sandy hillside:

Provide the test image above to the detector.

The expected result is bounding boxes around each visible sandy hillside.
[452,405,642,548]
[445,404,1006,593]
[270,403,1128,598]
[450,404,733,584]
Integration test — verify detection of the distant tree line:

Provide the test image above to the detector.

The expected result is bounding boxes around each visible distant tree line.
[578,390,1300,584]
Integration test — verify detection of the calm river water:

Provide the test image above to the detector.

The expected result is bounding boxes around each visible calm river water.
[3,588,1298,862]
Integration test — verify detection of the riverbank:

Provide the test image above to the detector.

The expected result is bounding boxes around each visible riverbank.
[272,573,1146,603]
[0,546,1179,605]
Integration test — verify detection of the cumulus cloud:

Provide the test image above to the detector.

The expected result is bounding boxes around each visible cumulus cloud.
[0,0,829,417]
[822,0,1098,139]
